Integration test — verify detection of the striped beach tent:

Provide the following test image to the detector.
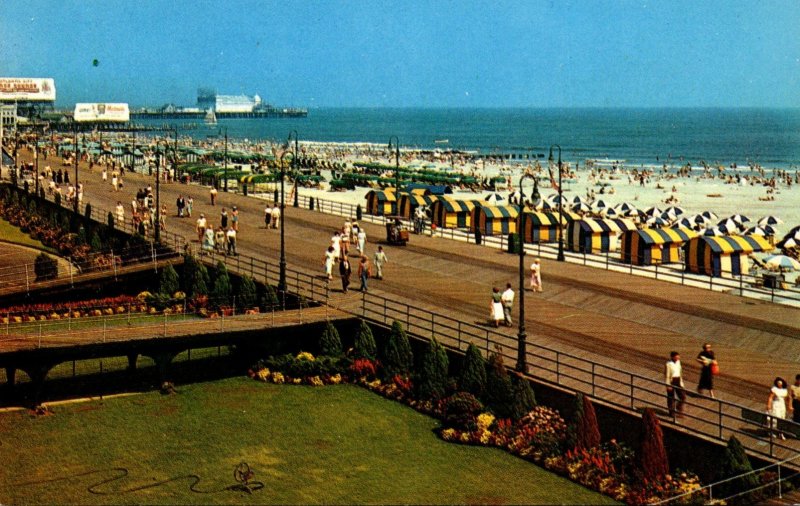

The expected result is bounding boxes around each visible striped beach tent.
[430,198,482,229]
[521,211,561,243]
[365,189,397,216]
[684,235,772,277]
[397,193,438,219]
[471,205,520,236]
[620,227,697,265]
[568,218,637,254]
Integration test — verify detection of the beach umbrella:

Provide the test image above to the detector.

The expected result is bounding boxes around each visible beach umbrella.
[745,226,769,236]
[643,206,663,217]
[571,202,592,213]
[781,238,798,249]
[662,206,685,218]
[704,227,725,236]
[646,216,669,227]
[572,195,587,204]
[676,216,696,228]
[717,218,742,230]
[727,214,750,225]
[615,202,638,216]
[758,215,783,226]
[701,211,719,221]
[763,255,800,271]
[593,199,610,211]
[546,194,568,205]
[602,207,622,218]
[484,193,505,204]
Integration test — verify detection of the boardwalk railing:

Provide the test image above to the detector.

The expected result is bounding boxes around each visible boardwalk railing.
[279,191,800,306]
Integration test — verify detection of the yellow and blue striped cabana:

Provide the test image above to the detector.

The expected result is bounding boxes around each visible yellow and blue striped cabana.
[621,227,697,265]
[430,198,482,229]
[521,211,560,243]
[684,235,772,277]
[365,189,397,216]
[471,205,520,236]
[568,218,638,254]
[397,193,438,219]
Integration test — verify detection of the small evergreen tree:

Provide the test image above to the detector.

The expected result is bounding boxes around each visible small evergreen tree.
[483,351,514,419]
[89,231,103,251]
[107,211,114,229]
[510,373,537,420]
[34,252,58,281]
[639,408,669,481]
[570,393,601,450]
[260,283,279,307]
[416,337,449,400]
[380,320,413,378]
[158,263,180,296]
[236,276,257,309]
[210,261,232,308]
[182,255,209,298]
[717,436,759,499]
[319,321,343,357]
[458,344,487,398]
[353,320,377,360]
[76,225,87,246]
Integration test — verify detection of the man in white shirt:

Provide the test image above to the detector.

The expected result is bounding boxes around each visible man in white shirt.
[226,227,237,256]
[271,205,281,229]
[196,213,207,242]
[501,283,515,327]
[665,351,686,417]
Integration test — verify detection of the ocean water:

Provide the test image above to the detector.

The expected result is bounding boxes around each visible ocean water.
[150,108,800,169]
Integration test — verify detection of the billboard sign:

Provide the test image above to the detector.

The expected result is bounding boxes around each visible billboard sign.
[74,103,130,122]
[0,78,56,102]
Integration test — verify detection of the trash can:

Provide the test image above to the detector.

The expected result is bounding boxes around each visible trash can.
[507,233,521,254]
[763,272,784,289]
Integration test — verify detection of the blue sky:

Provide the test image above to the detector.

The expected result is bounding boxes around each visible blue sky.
[1,0,798,108]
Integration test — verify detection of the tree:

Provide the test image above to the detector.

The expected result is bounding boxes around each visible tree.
[380,320,413,378]
[193,263,210,297]
[353,320,377,361]
[458,344,487,398]
[319,321,343,357]
[260,283,279,308]
[416,337,449,400]
[483,351,514,419]
[89,231,102,252]
[510,373,537,420]
[716,436,759,499]
[236,276,257,309]
[34,252,58,281]
[639,408,669,481]
[571,393,601,450]
[158,263,180,296]
[182,255,208,298]
[210,261,232,308]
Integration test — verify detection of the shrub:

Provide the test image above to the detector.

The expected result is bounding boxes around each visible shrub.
[459,343,487,398]
[349,358,378,379]
[158,263,180,296]
[265,353,345,378]
[34,252,58,281]
[236,276,258,309]
[510,373,537,421]
[89,231,102,252]
[509,406,568,463]
[107,211,114,229]
[210,261,232,308]
[319,321,343,357]
[181,255,207,297]
[441,392,484,431]
[76,225,87,246]
[353,320,377,360]
[639,408,669,481]
[483,351,514,419]
[380,320,413,379]
[260,283,279,307]
[84,203,92,219]
[416,337,449,400]
[716,436,759,499]
[571,393,601,451]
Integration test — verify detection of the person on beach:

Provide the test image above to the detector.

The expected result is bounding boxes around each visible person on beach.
[102,167,107,183]
[530,259,542,292]
[340,228,349,257]
[357,228,367,256]
[324,246,336,281]
[231,206,239,231]
[196,213,207,242]
[115,201,125,226]
[501,283,515,327]
[220,207,228,229]
[214,226,226,254]
[186,196,193,217]
[767,377,789,439]
[226,226,237,256]
[790,375,800,424]
[696,343,717,398]
[176,195,186,217]
[339,256,352,292]
[210,186,218,206]
[373,246,387,280]
[358,255,370,292]
[202,227,215,254]
[331,231,342,261]
[271,204,280,229]
[665,351,686,418]
[490,287,504,328]
[264,205,272,228]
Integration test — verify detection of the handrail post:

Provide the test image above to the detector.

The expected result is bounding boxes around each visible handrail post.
[592,363,596,396]
[630,374,634,409]
[718,401,723,439]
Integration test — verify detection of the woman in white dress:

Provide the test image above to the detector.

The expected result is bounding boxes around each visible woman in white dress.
[490,287,504,328]
[768,377,790,439]
[530,259,542,292]
[323,246,336,280]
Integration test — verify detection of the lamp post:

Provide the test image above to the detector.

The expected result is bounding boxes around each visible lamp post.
[516,173,536,373]
[549,145,565,261]
[388,136,400,212]
[278,149,291,297]
[223,126,228,192]
[154,138,162,243]
[73,123,80,213]
[33,133,39,196]
[288,130,299,207]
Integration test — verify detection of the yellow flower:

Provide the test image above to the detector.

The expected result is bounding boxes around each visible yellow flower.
[330,374,342,384]
[296,351,316,361]
[309,376,324,386]
[292,377,302,384]
[476,412,495,432]
[271,372,285,384]
[256,368,270,381]
[441,428,457,440]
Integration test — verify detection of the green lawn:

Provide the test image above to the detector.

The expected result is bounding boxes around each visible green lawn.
[0,217,56,253]
[0,378,615,505]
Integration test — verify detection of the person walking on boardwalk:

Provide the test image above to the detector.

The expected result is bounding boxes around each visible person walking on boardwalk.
[115,201,125,226]
[357,227,367,256]
[226,226,237,256]
[231,206,239,231]
[196,213,207,242]
[665,351,686,418]
[339,256,352,293]
[324,246,336,281]
[696,343,717,398]
[501,282,515,327]
[176,195,185,217]
[186,196,193,217]
[791,375,800,424]
[358,255,371,292]
[220,207,228,229]
[210,186,218,206]
[214,226,226,254]
[768,377,789,439]
[530,259,542,292]
[264,204,272,229]
[490,287,504,328]
[373,246,387,280]
[271,204,281,229]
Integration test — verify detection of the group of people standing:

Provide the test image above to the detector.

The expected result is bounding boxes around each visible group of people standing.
[197,205,240,256]
[324,219,387,293]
